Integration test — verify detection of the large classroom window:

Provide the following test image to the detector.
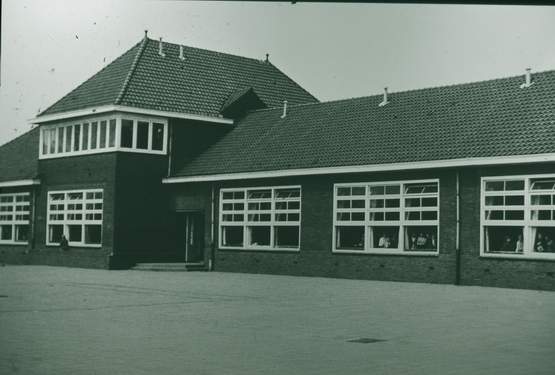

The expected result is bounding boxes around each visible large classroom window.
[39,114,167,159]
[333,180,439,255]
[482,174,555,259]
[220,186,301,250]
[46,189,103,247]
[0,193,30,244]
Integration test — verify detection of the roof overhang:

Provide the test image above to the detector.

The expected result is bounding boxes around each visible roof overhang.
[0,179,41,188]
[31,105,234,125]
[162,152,555,184]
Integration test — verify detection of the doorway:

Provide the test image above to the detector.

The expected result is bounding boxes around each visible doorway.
[180,211,205,264]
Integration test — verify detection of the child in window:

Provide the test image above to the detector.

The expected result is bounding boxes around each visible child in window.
[515,234,523,253]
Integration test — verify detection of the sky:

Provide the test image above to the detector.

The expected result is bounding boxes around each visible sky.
[1,1,555,145]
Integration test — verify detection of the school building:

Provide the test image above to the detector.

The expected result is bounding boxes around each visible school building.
[1,35,554,290]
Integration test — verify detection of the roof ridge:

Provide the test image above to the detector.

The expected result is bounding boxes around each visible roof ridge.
[244,68,555,115]
[266,62,319,103]
[115,36,149,104]
[37,40,143,117]
[146,36,269,64]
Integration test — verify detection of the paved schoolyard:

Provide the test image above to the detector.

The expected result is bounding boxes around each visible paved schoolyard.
[0,266,554,375]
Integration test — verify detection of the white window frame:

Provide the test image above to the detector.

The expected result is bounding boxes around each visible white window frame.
[0,192,31,245]
[332,179,440,256]
[39,113,168,159]
[219,185,301,251]
[481,173,555,260]
[46,189,104,248]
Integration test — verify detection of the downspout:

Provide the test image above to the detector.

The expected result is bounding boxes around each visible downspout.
[29,184,39,252]
[166,122,173,177]
[209,184,216,271]
[455,170,461,285]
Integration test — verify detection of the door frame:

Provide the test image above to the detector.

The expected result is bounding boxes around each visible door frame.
[176,209,204,264]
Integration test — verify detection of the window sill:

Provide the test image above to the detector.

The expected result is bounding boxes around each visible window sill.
[480,253,555,261]
[46,243,102,249]
[333,249,439,256]
[0,241,28,246]
[219,246,300,253]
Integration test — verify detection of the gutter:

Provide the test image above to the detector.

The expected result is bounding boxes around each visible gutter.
[162,152,555,184]
[0,179,41,188]
[31,105,234,126]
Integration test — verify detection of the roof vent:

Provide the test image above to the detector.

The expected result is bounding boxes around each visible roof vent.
[158,37,166,57]
[378,87,389,107]
[280,100,288,118]
[144,30,148,39]
[265,53,269,63]
[179,45,186,60]
[520,68,533,88]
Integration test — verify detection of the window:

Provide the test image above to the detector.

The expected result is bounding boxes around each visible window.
[39,116,167,159]
[120,119,134,148]
[333,180,439,254]
[482,175,555,259]
[47,189,103,247]
[220,186,301,250]
[0,193,30,244]
[136,121,149,149]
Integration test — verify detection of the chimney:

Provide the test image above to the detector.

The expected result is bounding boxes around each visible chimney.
[281,100,288,118]
[179,45,185,60]
[378,87,389,107]
[158,37,165,57]
[520,68,533,88]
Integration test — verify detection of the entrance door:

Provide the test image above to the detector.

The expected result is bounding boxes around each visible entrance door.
[184,212,204,263]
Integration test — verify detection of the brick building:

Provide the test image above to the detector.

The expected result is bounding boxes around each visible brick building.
[1,35,554,290]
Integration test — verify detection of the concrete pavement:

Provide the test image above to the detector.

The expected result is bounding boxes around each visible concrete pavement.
[0,266,554,375]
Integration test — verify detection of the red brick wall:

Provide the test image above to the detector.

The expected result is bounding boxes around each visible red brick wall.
[171,163,555,290]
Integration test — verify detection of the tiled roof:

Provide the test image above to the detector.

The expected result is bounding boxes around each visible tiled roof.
[39,37,317,117]
[174,70,555,177]
[0,127,39,183]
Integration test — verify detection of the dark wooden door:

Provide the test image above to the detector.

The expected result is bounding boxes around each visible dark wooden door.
[184,212,204,263]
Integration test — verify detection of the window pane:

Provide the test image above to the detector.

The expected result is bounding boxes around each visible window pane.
[505,210,524,220]
[485,196,504,206]
[65,126,73,151]
[99,121,107,148]
[385,212,400,221]
[57,128,64,153]
[485,181,504,191]
[385,198,400,208]
[222,226,243,247]
[369,186,384,195]
[531,179,555,191]
[370,226,399,249]
[385,185,400,194]
[532,227,555,253]
[84,225,102,244]
[505,195,524,206]
[422,211,437,220]
[248,189,271,199]
[0,225,13,241]
[152,123,164,151]
[108,119,116,147]
[14,225,29,242]
[248,226,270,246]
[337,187,351,196]
[82,123,89,150]
[42,129,49,154]
[505,180,524,191]
[275,188,300,199]
[336,226,364,250]
[370,199,384,208]
[531,195,551,206]
[90,122,98,149]
[351,200,365,208]
[49,225,63,243]
[68,225,82,242]
[405,226,438,251]
[274,226,299,248]
[121,119,133,148]
[137,121,149,149]
[73,124,81,151]
[49,129,56,154]
[484,226,523,253]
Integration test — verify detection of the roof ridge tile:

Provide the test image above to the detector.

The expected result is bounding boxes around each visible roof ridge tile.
[115,36,149,105]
